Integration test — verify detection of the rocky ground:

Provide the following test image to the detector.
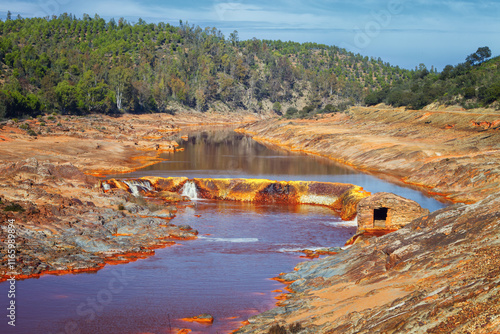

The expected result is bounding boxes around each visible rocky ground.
[1,106,500,333]
[0,109,259,175]
[0,110,260,282]
[0,158,198,282]
[236,192,500,333]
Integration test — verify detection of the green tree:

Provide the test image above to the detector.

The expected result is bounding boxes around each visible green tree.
[229,30,239,46]
[466,46,492,66]
[55,81,78,113]
[109,66,132,110]
[77,70,108,112]
[195,88,206,111]
[272,101,282,114]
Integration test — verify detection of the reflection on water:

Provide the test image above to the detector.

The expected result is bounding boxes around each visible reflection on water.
[115,129,447,212]
[148,129,357,177]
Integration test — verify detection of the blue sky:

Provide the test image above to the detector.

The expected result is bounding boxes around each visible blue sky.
[3,0,500,70]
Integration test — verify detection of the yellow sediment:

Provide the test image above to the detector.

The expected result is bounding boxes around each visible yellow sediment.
[103,177,370,222]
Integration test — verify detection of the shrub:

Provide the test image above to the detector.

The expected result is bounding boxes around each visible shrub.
[268,324,287,334]
[323,104,336,113]
[285,107,298,118]
[3,203,25,212]
[273,102,282,114]
[118,204,125,210]
[463,87,476,99]
[289,323,304,333]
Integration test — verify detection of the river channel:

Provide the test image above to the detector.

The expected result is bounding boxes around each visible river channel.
[1,129,446,334]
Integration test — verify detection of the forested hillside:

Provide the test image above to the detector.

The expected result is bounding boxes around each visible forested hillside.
[0,13,411,119]
[365,48,500,110]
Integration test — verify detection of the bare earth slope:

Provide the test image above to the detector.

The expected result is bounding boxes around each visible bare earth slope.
[0,111,257,281]
[235,106,500,333]
[237,193,500,333]
[0,110,258,175]
[2,107,500,332]
[237,106,500,203]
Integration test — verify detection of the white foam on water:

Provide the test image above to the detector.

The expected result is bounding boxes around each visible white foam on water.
[324,216,358,227]
[181,181,199,200]
[198,236,259,243]
[123,180,152,197]
[340,216,358,227]
[277,246,327,253]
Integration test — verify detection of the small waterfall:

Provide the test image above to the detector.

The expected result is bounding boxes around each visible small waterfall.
[123,180,152,197]
[181,181,199,200]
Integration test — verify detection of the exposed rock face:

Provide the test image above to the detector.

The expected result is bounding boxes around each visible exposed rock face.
[236,192,500,333]
[0,159,197,282]
[357,192,430,231]
[103,177,371,220]
[3,157,97,184]
[237,106,500,203]
[232,108,500,333]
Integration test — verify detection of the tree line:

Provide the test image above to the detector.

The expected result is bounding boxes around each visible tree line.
[365,47,500,110]
[0,13,412,119]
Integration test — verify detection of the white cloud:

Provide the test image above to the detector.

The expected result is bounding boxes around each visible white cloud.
[3,0,499,69]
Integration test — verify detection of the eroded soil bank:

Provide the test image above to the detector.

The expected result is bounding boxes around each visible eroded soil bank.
[1,107,499,333]
[233,107,500,333]
[0,110,259,175]
[0,111,258,282]
[237,106,500,204]
[236,193,500,333]
[0,158,198,282]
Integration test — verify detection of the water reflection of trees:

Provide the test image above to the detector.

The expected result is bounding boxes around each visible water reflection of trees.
[154,130,358,176]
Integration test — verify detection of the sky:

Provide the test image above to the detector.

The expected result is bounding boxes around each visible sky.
[3,0,500,70]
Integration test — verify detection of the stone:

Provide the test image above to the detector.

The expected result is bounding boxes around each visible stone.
[151,209,175,218]
[0,161,199,282]
[181,313,214,324]
[158,191,183,202]
[356,192,430,233]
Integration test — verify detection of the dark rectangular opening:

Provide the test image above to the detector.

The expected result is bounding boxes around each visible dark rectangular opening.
[373,208,388,227]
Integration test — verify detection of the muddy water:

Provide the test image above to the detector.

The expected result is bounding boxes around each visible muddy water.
[1,129,446,334]
[119,129,446,212]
